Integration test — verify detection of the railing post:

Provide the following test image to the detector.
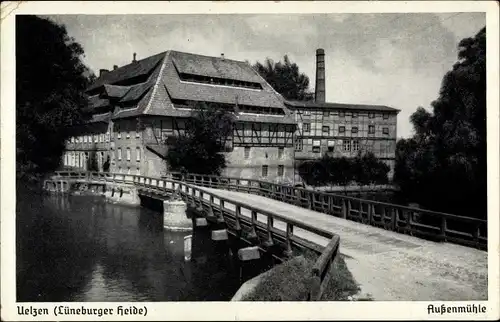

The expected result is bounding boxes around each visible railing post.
[368,204,373,225]
[341,200,347,219]
[392,208,398,231]
[196,191,204,212]
[207,195,215,218]
[473,222,481,248]
[440,217,447,242]
[248,210,258,239]
[264,216,274,247]
[235,205,242,231]
[284,223,294,258]
[217,200,226,223]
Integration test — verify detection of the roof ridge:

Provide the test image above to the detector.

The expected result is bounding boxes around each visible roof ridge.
[169,50,248,64]
[143,51,171,115]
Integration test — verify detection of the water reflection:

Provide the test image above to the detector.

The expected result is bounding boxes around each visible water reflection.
[16,190,251,302]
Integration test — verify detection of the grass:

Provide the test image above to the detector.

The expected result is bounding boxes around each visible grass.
[241,251,361,301]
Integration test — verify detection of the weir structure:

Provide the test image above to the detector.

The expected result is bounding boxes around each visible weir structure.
[44,170,488,301]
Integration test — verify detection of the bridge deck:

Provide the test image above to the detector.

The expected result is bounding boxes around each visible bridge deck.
[200,186,488,301]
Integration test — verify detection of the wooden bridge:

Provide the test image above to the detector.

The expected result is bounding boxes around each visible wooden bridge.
[45,171,488,300]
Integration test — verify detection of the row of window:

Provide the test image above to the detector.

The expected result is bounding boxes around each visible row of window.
[295,139,392,153]
[302,124,390,135]
[261,165,284,177]
[69,130,140,144]
[112,147,141,162]
[70,133,110,144]
[298,110,391,119]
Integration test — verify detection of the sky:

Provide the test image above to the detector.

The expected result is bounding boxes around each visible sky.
[47,13,485,138]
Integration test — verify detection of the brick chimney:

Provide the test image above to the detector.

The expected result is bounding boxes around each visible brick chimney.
[99,69,110,77]
[113,65,118,70]
[315,48,326,103]
[132,53,137,63]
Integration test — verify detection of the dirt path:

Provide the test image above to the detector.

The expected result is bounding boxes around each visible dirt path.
[201,187,488,301]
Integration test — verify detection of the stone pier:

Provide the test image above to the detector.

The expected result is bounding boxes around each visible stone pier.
[163,199,193,231]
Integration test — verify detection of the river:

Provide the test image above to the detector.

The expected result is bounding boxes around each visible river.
[16,188,271,302]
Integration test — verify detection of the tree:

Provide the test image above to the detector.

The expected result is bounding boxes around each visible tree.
[165,102,236,176]
[394,27,486,219]
[252,55,314,101]
[353,152,390,187]
[103,155,110,172]
[16,15,93,182]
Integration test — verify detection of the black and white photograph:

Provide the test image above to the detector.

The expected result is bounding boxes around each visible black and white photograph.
[1,1,498,320]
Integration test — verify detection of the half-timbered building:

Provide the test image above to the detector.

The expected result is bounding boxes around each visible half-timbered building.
[63,51,296,182]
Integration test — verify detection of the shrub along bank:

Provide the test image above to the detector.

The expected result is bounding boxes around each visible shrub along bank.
[240,252,361,301]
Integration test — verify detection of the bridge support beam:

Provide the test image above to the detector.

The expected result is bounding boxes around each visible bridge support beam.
[163,199,193,231]
[211,229,228,241]
[237,246,261,261]
[195,217,208,227]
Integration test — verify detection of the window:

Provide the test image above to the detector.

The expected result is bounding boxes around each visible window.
[117,127,121,139]
[369,125,375,134]
[383,113,389,120]
[323,111,329,117]
[71,137,75,143]
[312,140,321,153]
[327,140,335,152]
[118,148,122,160]
[278,165,284,177]
[244,147,250,159]
[126,148,131,161]
[278,147,284,159]
[383,127,389,135]
[351,127,358,134]
[295,139,303,151]
[93,135,97,143]
[136,168,141,175]
[126,131,130,139]
[111,150,115,163]
[136,128,140,138]
[262,165,268,177]
[84,136,88,143]
[303,123,310,132]
[136,147,141,161]
[352,112,358,118]
[339,126,346,134]
[353,140,360,151]
[322,126,330,134]
[343,140,351,151]
[106,131,110,142]
[339,111,345,118]
[369,113,375,119]
[304,110,311,116]
[87,135,91,143]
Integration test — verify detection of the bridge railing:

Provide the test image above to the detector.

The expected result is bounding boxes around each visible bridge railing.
[52,170,487,250]
[51,170,340,300]
[178,173,487,250]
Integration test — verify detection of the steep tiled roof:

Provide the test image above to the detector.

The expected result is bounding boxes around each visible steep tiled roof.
[285,100,400,113]
[89,112,112,123]
[86,52,166,91]
[170,51,262,83]
[103,84,130,98]
[85,50,294,124]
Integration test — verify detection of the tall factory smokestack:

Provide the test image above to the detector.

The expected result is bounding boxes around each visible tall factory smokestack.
[315,48,326,103]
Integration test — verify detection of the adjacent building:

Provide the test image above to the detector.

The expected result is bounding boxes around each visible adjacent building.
[285,49,400,180]
[62,51,296,182]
